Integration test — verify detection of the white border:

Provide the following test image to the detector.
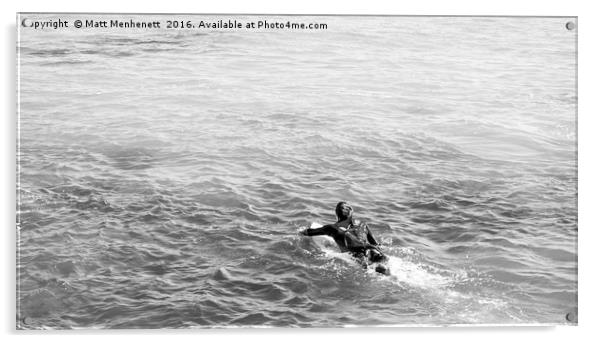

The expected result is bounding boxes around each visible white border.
[4,1,601,342]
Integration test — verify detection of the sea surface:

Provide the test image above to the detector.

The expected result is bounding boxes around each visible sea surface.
[17,15,577,328]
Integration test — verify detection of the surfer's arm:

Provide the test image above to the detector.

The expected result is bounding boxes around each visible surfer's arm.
[300,224,335,237]
[357,241,380,251]
[347,241,380,253]
[365,224,380,246]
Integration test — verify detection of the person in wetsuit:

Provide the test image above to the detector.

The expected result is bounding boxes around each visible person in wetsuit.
[300,202,389,274]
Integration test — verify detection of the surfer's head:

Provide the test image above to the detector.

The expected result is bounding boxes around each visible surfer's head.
[335,202,353,221]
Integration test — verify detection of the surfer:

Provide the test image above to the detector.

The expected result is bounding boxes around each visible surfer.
[300,202,390,275]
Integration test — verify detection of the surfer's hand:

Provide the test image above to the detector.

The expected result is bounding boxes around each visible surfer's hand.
[298,227,308,236]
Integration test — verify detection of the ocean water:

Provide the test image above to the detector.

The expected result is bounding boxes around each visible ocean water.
[17,15,577,328]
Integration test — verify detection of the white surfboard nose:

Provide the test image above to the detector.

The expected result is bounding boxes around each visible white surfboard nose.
[309,222,322,229]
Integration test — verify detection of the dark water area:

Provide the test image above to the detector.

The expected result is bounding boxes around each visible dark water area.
[17,15,576,328]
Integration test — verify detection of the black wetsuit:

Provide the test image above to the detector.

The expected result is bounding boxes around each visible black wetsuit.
[302,220,387,265]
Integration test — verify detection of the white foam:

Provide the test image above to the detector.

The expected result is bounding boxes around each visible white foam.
[306,222,452,288]
[302,223,514,322]
[386,255,452,289]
